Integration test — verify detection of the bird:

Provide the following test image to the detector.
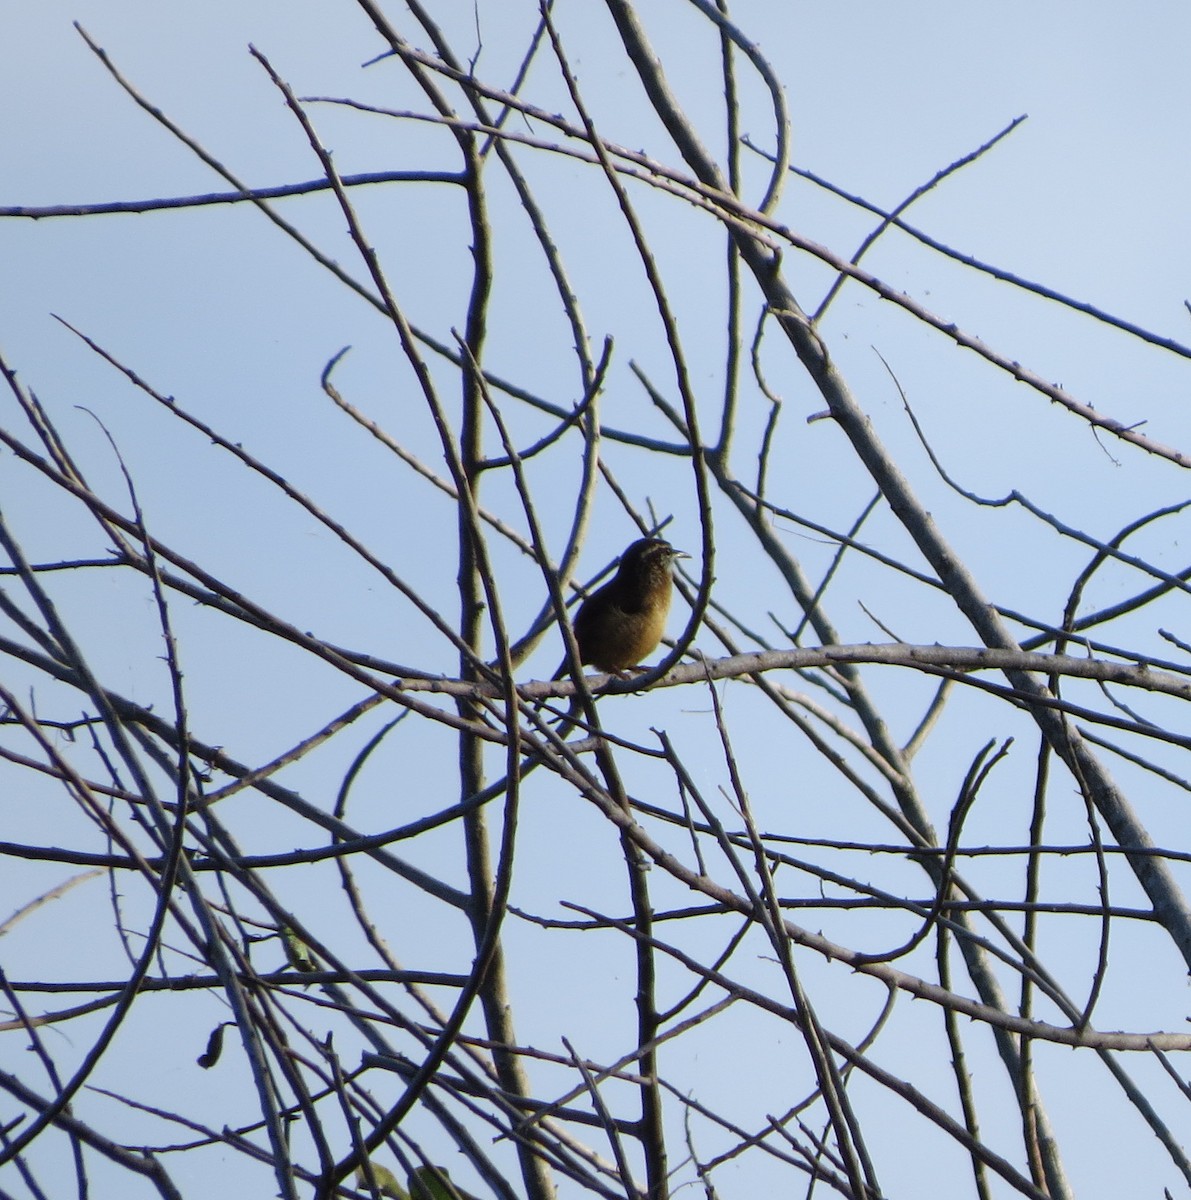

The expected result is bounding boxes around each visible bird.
[571,537,688,675]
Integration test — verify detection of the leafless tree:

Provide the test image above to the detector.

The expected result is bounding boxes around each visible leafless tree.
[2,5,1190,1200]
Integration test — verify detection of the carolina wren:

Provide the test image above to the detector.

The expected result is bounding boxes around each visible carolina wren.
[572,537,688,674]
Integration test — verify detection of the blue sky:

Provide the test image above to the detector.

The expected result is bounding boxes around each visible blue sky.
[3,4,1191,1198]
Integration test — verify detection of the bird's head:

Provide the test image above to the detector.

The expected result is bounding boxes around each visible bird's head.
[616,537,689,583]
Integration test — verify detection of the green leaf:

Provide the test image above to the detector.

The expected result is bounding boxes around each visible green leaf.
[408,1165,482,1200]
[355,1161,409,1200]
[281,926,319,973]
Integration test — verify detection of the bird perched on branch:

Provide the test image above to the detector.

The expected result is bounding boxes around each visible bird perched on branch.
[571,537,688,674]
